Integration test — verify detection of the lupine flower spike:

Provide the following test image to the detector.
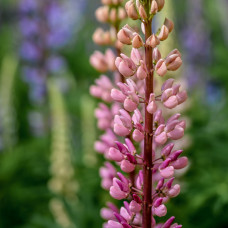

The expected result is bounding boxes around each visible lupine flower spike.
[91,0,188,227]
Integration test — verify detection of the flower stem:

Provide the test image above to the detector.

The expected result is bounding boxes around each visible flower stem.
[143,19,154,228]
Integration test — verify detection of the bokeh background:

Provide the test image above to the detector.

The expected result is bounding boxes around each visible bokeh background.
[0,0,228,227]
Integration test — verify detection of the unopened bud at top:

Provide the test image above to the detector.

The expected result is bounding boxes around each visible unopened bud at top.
[164,18,174,33]
[156,0,165,11]
[125,0,139,20]
[150,0,158,14]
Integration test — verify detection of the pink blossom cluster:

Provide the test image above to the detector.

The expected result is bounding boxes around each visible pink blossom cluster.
[90,0,188,227]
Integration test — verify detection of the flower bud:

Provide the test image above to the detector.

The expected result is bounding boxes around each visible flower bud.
[125,0,139,20]
[165,54,182,71]
[153,47,161,63]
[95,6,109,23]
[163,95,178,109]
[132,34,144,48]
[117,29,132,45]
[146,34,160,48]
[162,78,175,91]
[154,204,167,217]
[136,61,147,80]
[155,132,167,145]
[176,91,187,104]
[111,88,126,102]
[110,8,118,22]
[163,216,175,228]
[155,59,167,77]
[132,129,144,142]
[168,184,180,198]
[121,160,135,173]
[118,7,127,20]
[172,157,188,169]
[108,147,124,162]
[107,220,123,228]
[167,126,184,140]
[158,25,169,41]
[139,5,147,20]
[150,0,158,14]
[155,0,165,11]
[164,17,174,33]
[124,97,138,112]
[90,51,108,72]
[129,200,141,213]
[160,166,174,179]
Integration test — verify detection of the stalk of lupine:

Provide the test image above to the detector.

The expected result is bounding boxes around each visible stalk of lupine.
[90,1,188,228]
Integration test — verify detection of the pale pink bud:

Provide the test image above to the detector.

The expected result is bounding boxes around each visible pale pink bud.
[124,97,138,112]
[118,24,134,43]
[162,78,175,91]
[95,6,109,23]
[106,49,116,71]
[154,204,167,217]
[132,129,144,142]
[118,7,127,20]
[100,208,115,220]
[168,184,181,198]
[139,5,147,20]
[146,34,160,48]
[155,59,167,77]
[167,126,184,140]
[136,61,147,80]
[90,51,108,72]
[155,0,165,11]
[161,88,173,102]
[132,34,144,48]
[176,91,187,104]
[107,220,123,228]
[111,89,126,102]
[153,47,161,63]
[155,132,167,145]
[172,157,188,169]
[163,95,179,109]
[167,49,181,58]
[160,166,174,179]
[108,147,124,162]
[129,200,141,213]
[121,160,135,173]
[161,143,174,157]
[150,0,158,14]
[158,25,169,41]
[109,8,118,22]
[114,123,131,136]
[110,186,128,200]
[164,18,174,33]
[116,54,136,77]
[125,0,139,20]
[155,124,165,135]
[90,85,102,98]
[101,0,112,4]
[147,100,157,114]
[165,55,182,71]
[131,48,142,65]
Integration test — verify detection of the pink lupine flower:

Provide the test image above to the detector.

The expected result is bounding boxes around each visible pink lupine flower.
[101,202,119,220]
[91,0,187,227]
[115,54,136,77]
[100,162,117,190]
[155,59,167,77]
[114,109,132,136]
[110,172,131,200]
[90,75,114,102]
[147,93,157,114]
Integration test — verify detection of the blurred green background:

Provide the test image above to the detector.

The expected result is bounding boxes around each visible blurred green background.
[0,0,228,227]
